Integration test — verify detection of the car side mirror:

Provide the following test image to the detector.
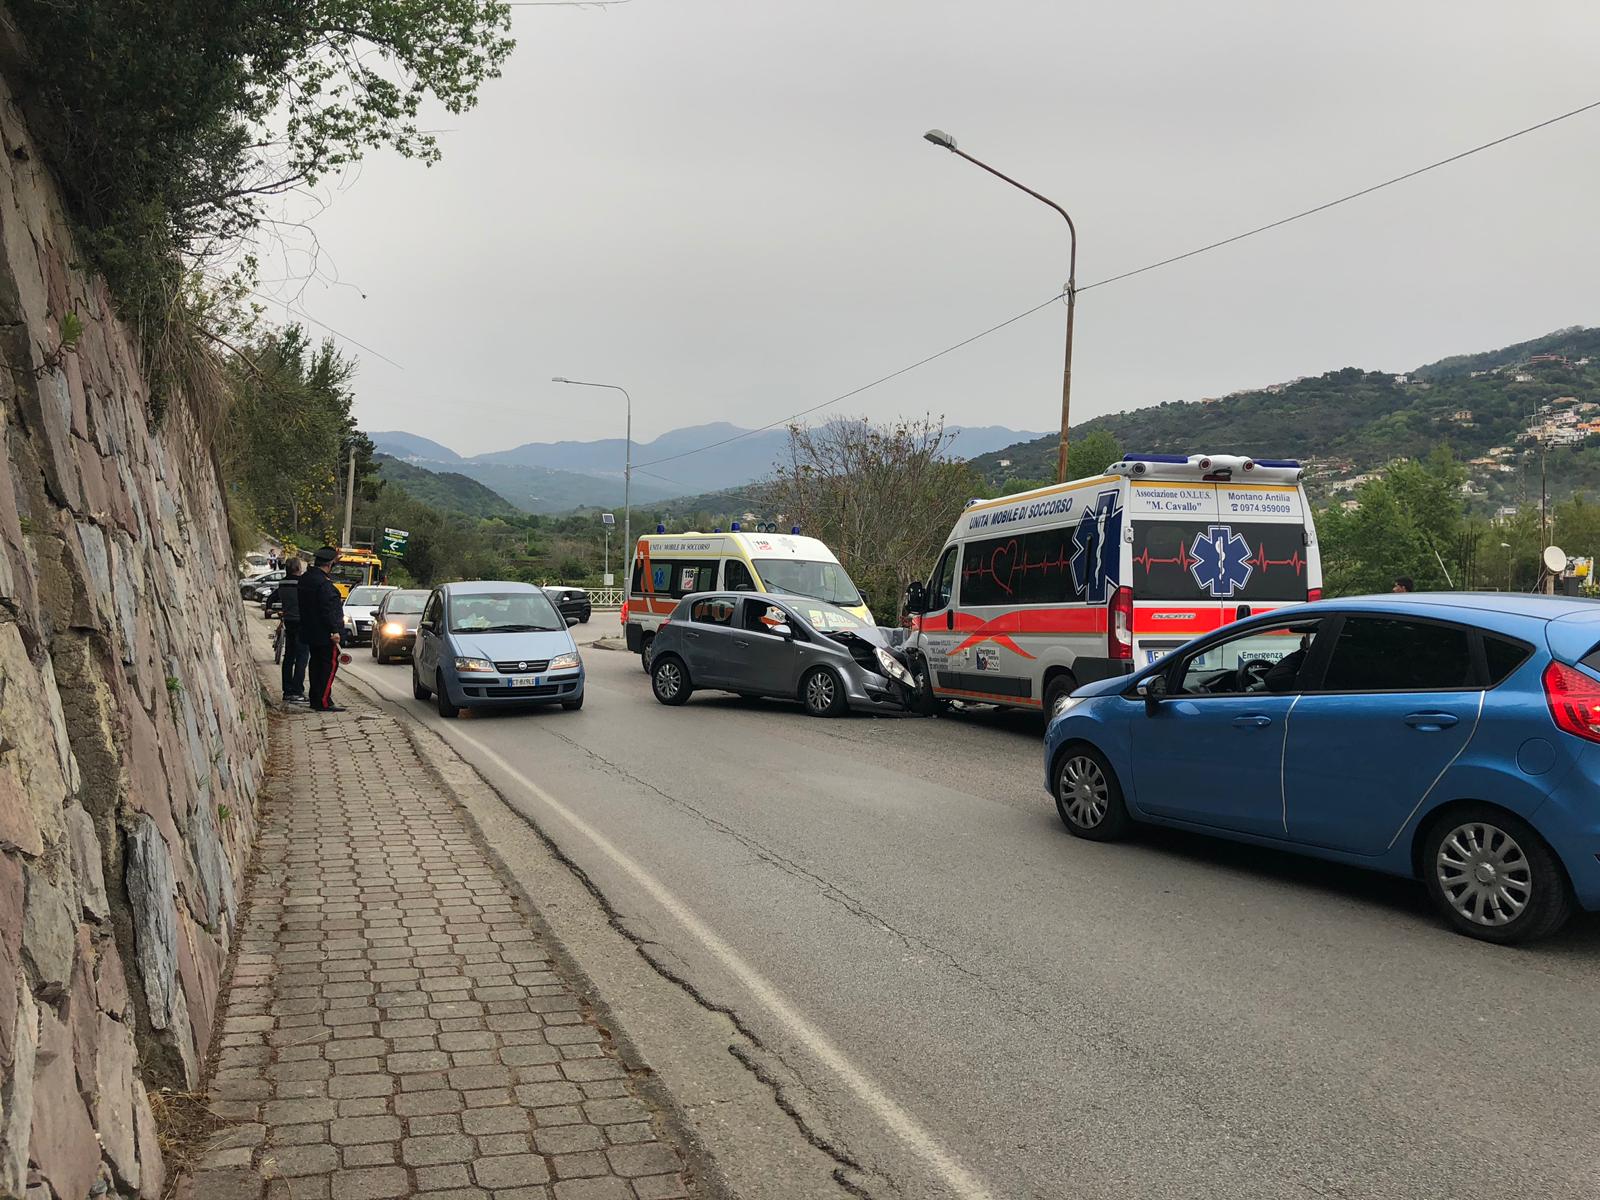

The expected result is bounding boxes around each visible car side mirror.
[903,581,926,614]
[771,623,793,640]
[1136,674,1168,710]
[565,615,580,627]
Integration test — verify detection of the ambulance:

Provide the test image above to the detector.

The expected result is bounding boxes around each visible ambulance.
[624,525,872,670]
[902,453,1322,717]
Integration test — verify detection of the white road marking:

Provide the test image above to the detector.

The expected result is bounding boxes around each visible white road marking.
[439,720,999,1200]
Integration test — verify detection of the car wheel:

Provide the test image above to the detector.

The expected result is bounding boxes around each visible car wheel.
[640,633,656,674]
[652,655,691,706]
[371,636,380,661]
[1422,806,1574,944]
[411,663,432,701]
[801,667,847,718]
[1044,673,1079,720]
[1054,744,1132,841]
[562,694,584,711]
[435,673,460,719]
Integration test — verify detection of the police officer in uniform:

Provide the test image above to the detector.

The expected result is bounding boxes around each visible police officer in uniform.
[300,546,347,712]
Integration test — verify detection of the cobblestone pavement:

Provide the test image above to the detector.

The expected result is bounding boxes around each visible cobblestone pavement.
[187,690,693,1200]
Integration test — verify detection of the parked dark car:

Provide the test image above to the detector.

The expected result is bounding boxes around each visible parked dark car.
[242,569,284,600]
[371,589,429,663]
[649,592,916,717]
[543,586,592,625]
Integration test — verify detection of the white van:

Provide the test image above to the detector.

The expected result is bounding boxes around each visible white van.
[625,526,872,670]
[902,453,1322,716]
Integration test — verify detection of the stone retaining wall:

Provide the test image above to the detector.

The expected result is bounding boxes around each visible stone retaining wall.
[0,40,268,1200]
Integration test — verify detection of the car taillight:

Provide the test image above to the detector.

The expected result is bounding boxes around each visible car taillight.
[1306,587,1322,603]
[1543,661,1600,743]
[1108,586,1132,661]
[620,601,628,624]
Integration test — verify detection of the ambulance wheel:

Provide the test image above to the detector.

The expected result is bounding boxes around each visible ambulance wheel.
[1044,673,1079,721]
[640,634,656,674]
[652,655,691,706]
[909,656,945,717]
[1053,743,1132,842]
[801,667,847,718]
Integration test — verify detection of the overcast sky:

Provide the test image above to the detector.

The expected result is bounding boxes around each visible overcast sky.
[261,0,1600,463]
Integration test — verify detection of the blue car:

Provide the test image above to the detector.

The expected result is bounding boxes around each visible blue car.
[411,581,585,717]
[1043,593,1600,944]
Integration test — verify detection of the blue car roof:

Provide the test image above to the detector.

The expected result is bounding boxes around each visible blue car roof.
[1319,592,1599,620]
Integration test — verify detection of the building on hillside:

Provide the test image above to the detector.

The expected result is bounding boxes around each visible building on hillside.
[1450,409,1473,422]
[1328,473,1378,494]
[1339,498,1361,512]
[997,458,1012,468]
[1394,374,1410,385]
[1514,372,1535,383]
[1495,505,1520,520]
[1528,354,1570,367]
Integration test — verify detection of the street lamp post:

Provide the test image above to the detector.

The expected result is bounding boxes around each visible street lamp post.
[923,129,1079,483]
[552,377,632,579]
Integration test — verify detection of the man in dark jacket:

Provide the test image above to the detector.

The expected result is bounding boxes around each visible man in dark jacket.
[276,558,309,702]
[300,546,347,712]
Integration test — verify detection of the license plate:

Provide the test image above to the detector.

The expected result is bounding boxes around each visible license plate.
[510,676,542,687]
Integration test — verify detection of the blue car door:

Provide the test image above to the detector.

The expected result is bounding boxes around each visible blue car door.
[1282,615,1484,855]
[1130,615,1326,837]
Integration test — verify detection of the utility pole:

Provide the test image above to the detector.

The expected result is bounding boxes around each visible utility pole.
[341,452,356,548]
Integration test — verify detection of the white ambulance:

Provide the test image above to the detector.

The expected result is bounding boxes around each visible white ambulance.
[902,453,1322,716]
[624,525,872,670]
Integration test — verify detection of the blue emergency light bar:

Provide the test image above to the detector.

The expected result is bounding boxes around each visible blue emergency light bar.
[1254,458,1302,468]
[656,523,665,533]
[1123,453,1189,464]
[731,521,741,531]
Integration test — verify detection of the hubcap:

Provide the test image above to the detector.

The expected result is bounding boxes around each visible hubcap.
[656,663,680,697]
[1059,756,1109,828]
[808,673,835,711]
[1436,821,1532,927]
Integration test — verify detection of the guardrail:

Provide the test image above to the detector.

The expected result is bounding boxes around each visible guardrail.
[589,587,623,608]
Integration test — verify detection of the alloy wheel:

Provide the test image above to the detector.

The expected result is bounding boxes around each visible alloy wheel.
[1059,755,1109,828]
[1435,820,1533,927]
[655,661,682,699]
[806,671,836,713]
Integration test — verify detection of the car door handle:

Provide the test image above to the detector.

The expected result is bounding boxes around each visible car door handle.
[1405,712,1459,730]
[1232,715,1273,728]
[685,631,700,640]
[734,638,751,648]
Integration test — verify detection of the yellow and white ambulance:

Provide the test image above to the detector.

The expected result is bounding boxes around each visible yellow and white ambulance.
[624,525,871,670]
[903,453,1322,717]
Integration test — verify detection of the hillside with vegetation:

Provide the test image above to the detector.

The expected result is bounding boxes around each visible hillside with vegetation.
[972,326,1600,505]
[373,454,519,518]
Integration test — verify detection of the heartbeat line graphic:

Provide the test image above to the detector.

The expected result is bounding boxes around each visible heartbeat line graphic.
[1133,543,1196,573]
[1248,544,1306,576]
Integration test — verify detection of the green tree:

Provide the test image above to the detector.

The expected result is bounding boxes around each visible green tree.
[1068,429,1124,479]
[1316,449,1469,594]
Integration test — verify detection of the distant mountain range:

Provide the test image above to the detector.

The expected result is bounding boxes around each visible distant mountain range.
[973,325,1600,510]
[370,422,1045,514]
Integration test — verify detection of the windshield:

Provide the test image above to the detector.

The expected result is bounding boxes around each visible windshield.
[448,590,563,633]
[792,601,869,632]
[753,558,861,607]
[386,591,427,614]
[346,586,390,605]
[328,561,371,587]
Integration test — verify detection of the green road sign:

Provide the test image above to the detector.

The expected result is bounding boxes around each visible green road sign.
[380,527,410,557]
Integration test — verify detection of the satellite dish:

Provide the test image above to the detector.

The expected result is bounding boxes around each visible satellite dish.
[1543,545,1568,573]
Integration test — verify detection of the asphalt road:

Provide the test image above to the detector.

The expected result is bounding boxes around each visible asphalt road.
[336,623,1600,1200]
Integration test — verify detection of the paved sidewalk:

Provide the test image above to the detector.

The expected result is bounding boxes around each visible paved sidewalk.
[189,688,693,1200]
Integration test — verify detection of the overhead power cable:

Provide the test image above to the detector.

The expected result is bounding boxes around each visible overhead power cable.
[631,95,1600,471]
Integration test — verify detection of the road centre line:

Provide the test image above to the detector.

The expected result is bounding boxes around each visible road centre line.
[440,721,999,1200]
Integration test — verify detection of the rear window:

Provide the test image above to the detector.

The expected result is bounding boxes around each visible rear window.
[1132,520,1310,602]
[1484,635,1533,685]
[1319,618,1476,692]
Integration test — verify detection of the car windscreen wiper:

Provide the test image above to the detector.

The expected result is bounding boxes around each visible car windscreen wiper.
[477,623,560,633]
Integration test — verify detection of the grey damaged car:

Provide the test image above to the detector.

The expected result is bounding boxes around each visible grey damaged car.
[650,592,919,717]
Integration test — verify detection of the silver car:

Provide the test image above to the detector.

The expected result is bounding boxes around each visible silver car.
[649,592,917,717]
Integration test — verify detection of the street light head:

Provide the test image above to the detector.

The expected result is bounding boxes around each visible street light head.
[923,129,957,151]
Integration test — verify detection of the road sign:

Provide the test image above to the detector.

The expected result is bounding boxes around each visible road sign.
[380,527,410,557]
[601,512,616,526]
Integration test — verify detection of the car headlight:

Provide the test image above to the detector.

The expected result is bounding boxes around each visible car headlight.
[454,656,496,674]
[874,646,915,685]
[382,621,405,636]
[549,651,581,671]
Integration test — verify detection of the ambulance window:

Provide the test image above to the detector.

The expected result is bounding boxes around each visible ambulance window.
[646,560,675,592]
[674,562,716,596]
[631,558,647,593]
[725,560,756,591]
[929,547,959,610]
